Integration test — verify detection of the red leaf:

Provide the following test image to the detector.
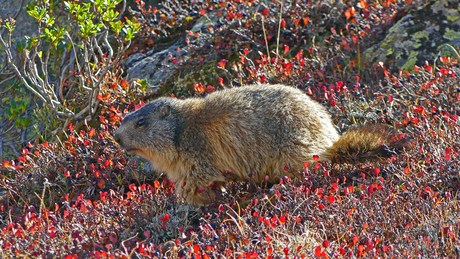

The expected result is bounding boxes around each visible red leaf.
[260,74,266,83]
[217,59,228,68]
[331,183,339,192]
[279,216,286,223]
[120,80,128,89]
[294,18,300,26]
[159,213,170,222]
[296,50,303,60]
[352,36,358,45]
[315,246,325,257]
[345,9,352,19]
[284,45,289,55]
[206,85,215,92]
[263,9,268,15]
[194,83,205,94]
[88,128,96,137]
[404,167,410,175]
[199,9,206,15]
[2,161,9,167]
[352,235,359,245]
[368,185,374,194]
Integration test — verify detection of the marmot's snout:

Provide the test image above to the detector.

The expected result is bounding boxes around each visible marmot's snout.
[113,133,121,146]
[113,127,129,150]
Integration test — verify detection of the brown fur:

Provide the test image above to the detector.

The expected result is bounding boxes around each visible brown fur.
[114,84,404,204]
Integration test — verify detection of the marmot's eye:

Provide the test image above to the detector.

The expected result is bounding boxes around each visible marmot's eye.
[137,119,145,127]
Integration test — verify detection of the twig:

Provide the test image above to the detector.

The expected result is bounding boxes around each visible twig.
[260,14,270,60]
[276,0,283,62]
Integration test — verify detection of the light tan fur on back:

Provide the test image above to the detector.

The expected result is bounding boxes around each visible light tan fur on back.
[114,84,404,204]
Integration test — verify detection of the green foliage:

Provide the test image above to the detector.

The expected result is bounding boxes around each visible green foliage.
[0,0,141,151]
[1,17,16,32]
[4,99,31,129]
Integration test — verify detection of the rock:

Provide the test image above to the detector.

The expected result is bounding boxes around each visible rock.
[0,0,37,39]
[124,41,189,89]
[363,0,460,72]
[124,9,221,92]
[0,0,37,93]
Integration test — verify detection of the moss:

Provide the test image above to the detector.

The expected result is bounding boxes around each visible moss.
[380,39,391,49]
[400,51,419,72]
[443,28,460,41]
[411,31,429,40]
[447,14,459,22]
[386,47,394,56]
[413,42,422,49]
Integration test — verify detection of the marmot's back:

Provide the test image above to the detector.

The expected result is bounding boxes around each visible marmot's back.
[114,84,404,204]
[192,84,340,181]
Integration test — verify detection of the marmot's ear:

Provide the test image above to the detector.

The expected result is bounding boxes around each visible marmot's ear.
[160,105,171,118]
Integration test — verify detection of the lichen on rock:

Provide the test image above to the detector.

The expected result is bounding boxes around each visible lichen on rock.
[363,0,460,72]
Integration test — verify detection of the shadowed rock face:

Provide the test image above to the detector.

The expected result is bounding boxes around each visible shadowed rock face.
[0,0,38,39]
[363,0,460,72]
[0,0,38,93]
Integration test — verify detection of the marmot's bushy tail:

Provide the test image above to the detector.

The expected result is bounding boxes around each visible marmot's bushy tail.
[325,124,407,164]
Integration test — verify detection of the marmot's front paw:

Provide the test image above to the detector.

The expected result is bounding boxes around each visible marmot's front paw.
[186,193,212,205]
[183,185,220,205]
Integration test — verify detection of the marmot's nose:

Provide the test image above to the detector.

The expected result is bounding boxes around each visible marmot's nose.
[113,133,121,145]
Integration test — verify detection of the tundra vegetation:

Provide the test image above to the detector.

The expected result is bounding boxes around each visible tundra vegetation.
[0,0,459,258]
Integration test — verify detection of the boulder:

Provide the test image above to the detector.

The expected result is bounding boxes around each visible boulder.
[363,0,460,71]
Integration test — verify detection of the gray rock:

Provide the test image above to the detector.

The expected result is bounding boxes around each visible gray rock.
[363,0,460,71]
[124,9,221,90]
[0,0,37,39]
[125,42,190,89]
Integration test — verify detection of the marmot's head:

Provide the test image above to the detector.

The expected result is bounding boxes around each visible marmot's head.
[114,98,181,158]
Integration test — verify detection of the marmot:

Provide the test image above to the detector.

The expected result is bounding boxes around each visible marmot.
[114,84,404,204]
